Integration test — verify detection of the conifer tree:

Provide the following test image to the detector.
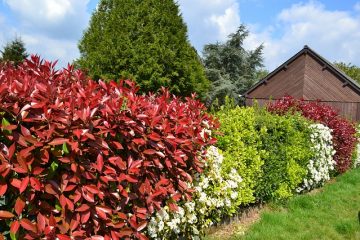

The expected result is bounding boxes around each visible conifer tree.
[1,37,28,66]
[77,0,209,97]
[203,25,265,106]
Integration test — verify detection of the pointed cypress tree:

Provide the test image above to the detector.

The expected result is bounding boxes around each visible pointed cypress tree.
[77,0,209,98]
[1,37,28,66]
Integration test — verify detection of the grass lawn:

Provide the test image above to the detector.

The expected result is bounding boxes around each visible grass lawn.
[207,168,360,240]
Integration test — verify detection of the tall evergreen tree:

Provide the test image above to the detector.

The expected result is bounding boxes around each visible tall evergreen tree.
[77,0,209,98]
[0,37,28,66]
[202,25,266,106]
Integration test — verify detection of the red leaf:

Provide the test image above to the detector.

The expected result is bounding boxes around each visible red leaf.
[91,236,104,240]
[64,184,77,192]
[148,132,161,141]
[37,213,46,232]
[10,178,21,189]
[15,197,26,216]
[112,141,123,149]
[143,149,156,155]
[133,138,146,145]
[56,234,71,240]
[82,190,95,202]
[30,177,42,191]
[44,183,60,195]
[10,220,20,234]
[0,181,7,196]
[85,185,100,194]
[19,176,29,193]
[0,210,15,219]
[76,204,90,212]
[8,143,16,159]
[95,206,108,220]
[59,194,67,208]
[81,211,91,223]
[118,228,133,238]
[20,218,38,233]
[136,221,147,232]
[21,125,31,136]
[48,138,68,146]
[96,154,104,172]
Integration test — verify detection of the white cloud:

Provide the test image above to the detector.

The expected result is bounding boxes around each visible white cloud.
[209,4,240,40]
[4,0,90,39]
[178,0,240,52]
[1,0,91,68]
[5,0,73,23]
[244,1,360,70]
[22,33,79,66]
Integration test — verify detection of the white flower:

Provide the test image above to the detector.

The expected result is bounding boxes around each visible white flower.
[298,124,336,192]
[146,146,244,238]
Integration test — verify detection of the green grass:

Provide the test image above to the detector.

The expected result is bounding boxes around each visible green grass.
[210,169,360,240]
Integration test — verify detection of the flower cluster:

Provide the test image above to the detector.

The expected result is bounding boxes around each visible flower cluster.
[297,123,336,192]
[353,125,360,168]
[146,146,243,239]
[267,95,357,173]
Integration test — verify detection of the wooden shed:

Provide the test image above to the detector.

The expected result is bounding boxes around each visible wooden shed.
[245,45,360,121]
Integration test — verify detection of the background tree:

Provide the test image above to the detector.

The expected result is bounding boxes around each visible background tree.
[202,25,266,106]
[334,62,360,85]
[77,0,209,98]
[0,37,28,66]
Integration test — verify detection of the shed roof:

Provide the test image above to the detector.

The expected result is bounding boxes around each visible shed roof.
[245,45,360,97]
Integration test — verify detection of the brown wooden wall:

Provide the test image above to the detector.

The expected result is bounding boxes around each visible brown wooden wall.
[303,55,360,102]
[247,54,306,99]
[246,51,360,122]
[246,98,360,122]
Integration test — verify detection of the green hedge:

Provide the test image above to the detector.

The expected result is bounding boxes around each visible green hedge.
[254,111,314,200]
[214,106,264,205]
[215,105,315,203]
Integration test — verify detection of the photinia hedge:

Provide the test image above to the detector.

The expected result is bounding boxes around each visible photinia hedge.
[0,56,218,239]
[267,96,357,173]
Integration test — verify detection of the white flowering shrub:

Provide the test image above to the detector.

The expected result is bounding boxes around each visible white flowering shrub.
[297,123,336,192]
[352,125,360,168]
[146,146,243,239]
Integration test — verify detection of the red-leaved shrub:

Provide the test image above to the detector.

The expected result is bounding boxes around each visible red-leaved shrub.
[267,95,357,173]
[0,56,218,239]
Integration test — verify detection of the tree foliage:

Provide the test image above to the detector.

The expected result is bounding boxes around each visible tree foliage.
[0,37,28,66]
[334,62,360,85]
[77,0,209,98]
[202,25,266,106]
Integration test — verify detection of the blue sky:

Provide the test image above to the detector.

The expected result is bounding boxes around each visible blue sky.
[0,0,360,70]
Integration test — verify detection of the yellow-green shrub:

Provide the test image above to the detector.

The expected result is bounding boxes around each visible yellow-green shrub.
[215,105,315,204]
[214,106,265,206]
[254,111,314,200]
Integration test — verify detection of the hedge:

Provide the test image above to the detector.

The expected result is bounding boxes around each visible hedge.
[0,56,218,239]
[0,57,358,240]
[267,96,357,173]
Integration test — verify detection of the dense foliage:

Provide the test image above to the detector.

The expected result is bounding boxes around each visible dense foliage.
[202,25,266,106]
[0,37,28,66]
[334,62,360,85]
[214,103,316,202]
[254,111,314,200]
[77,0,209,98]
[147,146,243,239]
[214,105,264,205]
[0,56,217,239]
[267,96,357,173]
